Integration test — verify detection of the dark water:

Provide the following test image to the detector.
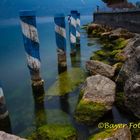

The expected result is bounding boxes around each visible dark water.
[0,15,131,139]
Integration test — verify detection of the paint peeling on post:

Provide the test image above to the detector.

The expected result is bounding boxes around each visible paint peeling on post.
[0,87,9,120]
[76,12,81,47]
[54,14,67,70]
[70,10,78,56]
[19,10,44,86]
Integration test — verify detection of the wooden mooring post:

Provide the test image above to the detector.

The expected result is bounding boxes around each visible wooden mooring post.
[54,14,67,72]
[19,10,44,87]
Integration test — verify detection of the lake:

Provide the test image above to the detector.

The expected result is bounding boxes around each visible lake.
[0,15,131,139]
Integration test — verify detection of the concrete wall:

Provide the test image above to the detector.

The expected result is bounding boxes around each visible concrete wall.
[94,10,140,33]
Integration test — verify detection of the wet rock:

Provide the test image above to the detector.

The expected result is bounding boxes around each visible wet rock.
[109,28,134,39]
[124,74,140,118]
[89,126,131,140]
[75,75,116,124]
[86,60,115,78]
[87,23,102,34]
[0,131,26,140]
[135,46,140,63]
[122,51,139,80]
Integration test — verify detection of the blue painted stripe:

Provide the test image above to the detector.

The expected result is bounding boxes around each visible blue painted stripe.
[54,14,66,52]
[54,16,65,28]
[55,32,66,52]
[71,11,78,20]
[70,10,78,52]
[20,11,36,27]
[71,25,76,37]
[22,35,40,60]
[20,16,37,27]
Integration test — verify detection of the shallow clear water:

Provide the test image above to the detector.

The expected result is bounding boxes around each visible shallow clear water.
[0,15,131,139]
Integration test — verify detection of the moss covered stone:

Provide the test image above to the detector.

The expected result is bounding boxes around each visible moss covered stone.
[114,52,126,62]
[113,38,128,50]
[113,62,123,72]
[110,50,122,57]
[89,126,131,140]
[46,68,86,96]
[75,99,106,124]
[89,129,113,140]
[29,124,77,140]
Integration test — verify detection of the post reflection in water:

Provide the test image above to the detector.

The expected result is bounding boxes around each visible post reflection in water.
[32,84,47,129]
[0,86,12,133]
[70,46,81,68]
[0,115,12,133]
[57,57,70,115]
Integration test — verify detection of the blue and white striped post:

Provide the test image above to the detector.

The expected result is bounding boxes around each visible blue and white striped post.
[54,14,67,69]
[19,11,43,86]
[0,86,9,120]
[70,10,78,56]
[76,12,81,47]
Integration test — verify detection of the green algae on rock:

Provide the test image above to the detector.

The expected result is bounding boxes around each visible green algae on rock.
[28,124,77,140]
[89,126,131,140]
[75,99,106,124]
[75,75,116,125]
[88,129,113,140]
[46,68,86,96]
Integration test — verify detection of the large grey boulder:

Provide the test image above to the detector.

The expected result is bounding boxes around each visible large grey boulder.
[86,60,115,78]
[82,75,116,110]
[119,36,140,80]
[0,131,26,140]
[75,75,116,124]
[124,74,140,118]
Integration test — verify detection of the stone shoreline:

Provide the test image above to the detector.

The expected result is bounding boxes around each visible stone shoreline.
[75,23,140,139]
[1,23,140,140]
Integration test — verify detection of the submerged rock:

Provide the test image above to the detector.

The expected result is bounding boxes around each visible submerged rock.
[46,68,86,96]
[89,126,131,140]
[124,74,140,118]
[86,60,115,78]
[29,124,77,140]
[0,131,26,140]
[75,75,116,124]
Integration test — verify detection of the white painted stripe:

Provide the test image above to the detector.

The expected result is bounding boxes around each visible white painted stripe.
[70,17,77,28]
[57,48,65,55]
[70,33,76,44]
[55,24,66,38]
[0,88,5,105]
[76,31,80,38]
[77,19,80,26]
[0,88,3,97]
[20,20,39,43]
[0,111,9,119]
[26,54,41,70]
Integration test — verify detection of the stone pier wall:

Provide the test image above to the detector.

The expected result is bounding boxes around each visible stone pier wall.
[94,10,140,33]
